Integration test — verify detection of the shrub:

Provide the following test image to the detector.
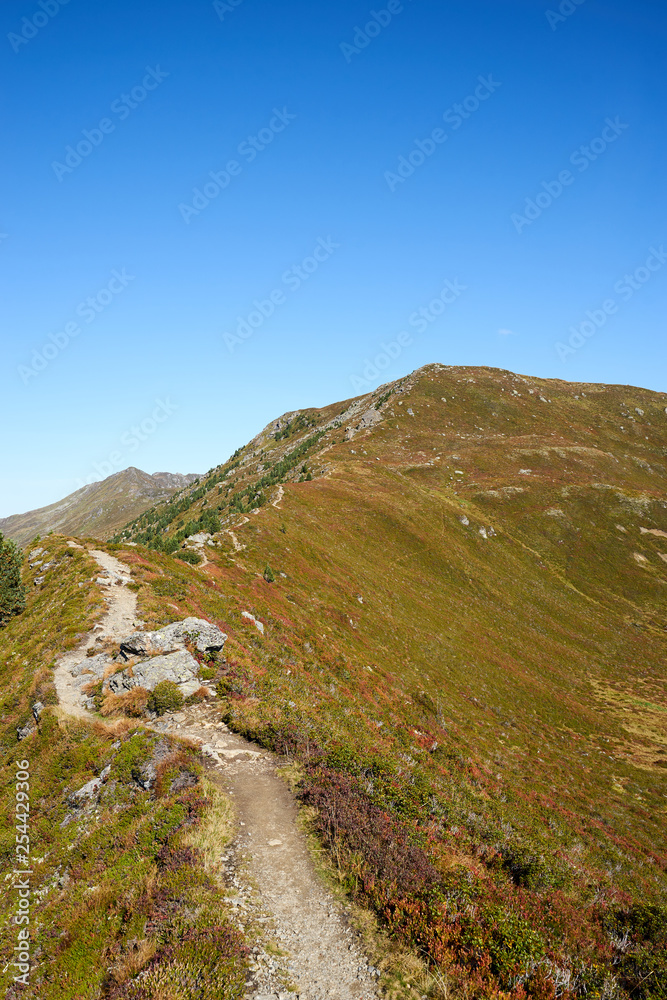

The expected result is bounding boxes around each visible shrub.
[263,564,275,583]
[118,925,248,1000]
[176,549,202,565]
[461,905,546,984]
[0,532,26,627]
[500,842,570,891]
[148,681,185,716]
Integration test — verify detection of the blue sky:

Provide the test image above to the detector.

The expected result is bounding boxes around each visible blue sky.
[1,0,665,516]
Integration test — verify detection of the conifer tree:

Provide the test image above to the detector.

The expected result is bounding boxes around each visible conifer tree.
[0,533,26,627]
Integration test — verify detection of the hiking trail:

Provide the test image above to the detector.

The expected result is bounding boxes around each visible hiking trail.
[54,545,379,1000]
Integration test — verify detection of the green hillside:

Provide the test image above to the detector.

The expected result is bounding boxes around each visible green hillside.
[110,364,667,998]
[2,364,666,1000]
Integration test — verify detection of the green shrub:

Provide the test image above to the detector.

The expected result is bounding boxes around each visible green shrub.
[0,532,26,627]
[263,564,275,583]
[176,549,202,565]
[500,842,570,891]
[477,905,545,982]
[148,681,185,716]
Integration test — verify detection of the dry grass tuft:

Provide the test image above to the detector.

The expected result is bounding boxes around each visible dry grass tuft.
[100,687,150,717]
[182,776,236,875]
[107,937,157,987]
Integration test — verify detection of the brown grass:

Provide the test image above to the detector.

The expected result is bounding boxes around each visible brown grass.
[106,938,157,987]
[100,687,150,717]
[182,776,236,876]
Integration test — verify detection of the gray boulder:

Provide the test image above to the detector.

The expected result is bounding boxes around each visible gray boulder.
[178,679,204,699]
[120,617,227,659]
[108,649,200,695]
[186,532,213,546]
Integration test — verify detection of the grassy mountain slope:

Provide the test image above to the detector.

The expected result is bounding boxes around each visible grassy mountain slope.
[2,363,666,1000]
[0,468,200,549]
[103,364,667,999]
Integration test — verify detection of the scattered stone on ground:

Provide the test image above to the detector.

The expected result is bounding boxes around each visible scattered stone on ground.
[242,611,265,634]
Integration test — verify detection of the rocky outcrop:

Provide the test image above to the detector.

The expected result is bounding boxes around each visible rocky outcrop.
[67,617,225,707]
[241,611,265,634]
[344,405,383,441]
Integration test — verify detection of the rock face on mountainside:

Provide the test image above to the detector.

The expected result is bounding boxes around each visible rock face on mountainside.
[0,467,200,548]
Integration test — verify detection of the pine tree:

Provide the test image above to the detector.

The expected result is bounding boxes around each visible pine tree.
[263,564,275,584]
[0,533,26,627]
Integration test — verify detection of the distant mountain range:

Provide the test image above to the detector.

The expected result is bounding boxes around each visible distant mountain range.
[0,467,200,547]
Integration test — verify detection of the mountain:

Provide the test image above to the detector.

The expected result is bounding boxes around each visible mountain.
[2,364,666,1000]
[0,467,200,548]
[112,363,667,993]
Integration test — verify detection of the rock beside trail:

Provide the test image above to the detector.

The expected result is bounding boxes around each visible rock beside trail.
[67,618,224,706]
[120,617,227,659]
[185,532,214,546]
[71,653,111,678]
[108,649,201,696]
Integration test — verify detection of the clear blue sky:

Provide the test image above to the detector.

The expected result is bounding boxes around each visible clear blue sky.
[1,0,665,516]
